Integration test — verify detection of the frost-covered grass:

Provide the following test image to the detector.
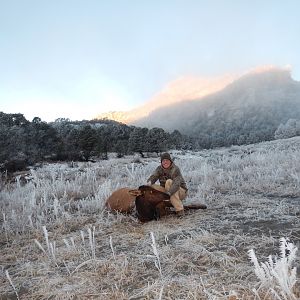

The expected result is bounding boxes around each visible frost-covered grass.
[0,137,300,299]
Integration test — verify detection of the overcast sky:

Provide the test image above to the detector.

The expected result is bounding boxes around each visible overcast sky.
[1,0,300,121]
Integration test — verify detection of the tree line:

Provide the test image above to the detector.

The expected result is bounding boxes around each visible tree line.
[0,112,192,171]
[2,111,300,173]
[186,99,300,148]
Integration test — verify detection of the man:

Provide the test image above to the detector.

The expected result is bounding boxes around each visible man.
[147,152,188,216]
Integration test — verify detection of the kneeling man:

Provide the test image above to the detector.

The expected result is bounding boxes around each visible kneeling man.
[147,153,188,216]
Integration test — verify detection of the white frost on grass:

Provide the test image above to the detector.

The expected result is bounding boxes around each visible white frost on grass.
[1,137,300,298]
[248,237,298,299]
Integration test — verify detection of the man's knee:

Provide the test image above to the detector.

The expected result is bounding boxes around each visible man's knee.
[165,179,173,190]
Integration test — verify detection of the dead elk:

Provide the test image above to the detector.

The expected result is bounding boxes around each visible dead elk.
[105,185,207,222]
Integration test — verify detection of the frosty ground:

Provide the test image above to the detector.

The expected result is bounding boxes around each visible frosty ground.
[0,137,299,299]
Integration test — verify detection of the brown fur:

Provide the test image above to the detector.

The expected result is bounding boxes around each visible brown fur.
[135,185,170,222]
[105,188,136,213]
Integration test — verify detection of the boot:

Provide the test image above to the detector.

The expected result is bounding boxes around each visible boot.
[176,210,185,218]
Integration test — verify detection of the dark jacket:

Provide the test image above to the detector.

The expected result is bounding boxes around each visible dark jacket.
[147,163,188,195]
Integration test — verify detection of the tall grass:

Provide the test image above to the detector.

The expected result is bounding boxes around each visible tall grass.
[248,238,298,299]
[2,137,300,236]
[1,137,300,298]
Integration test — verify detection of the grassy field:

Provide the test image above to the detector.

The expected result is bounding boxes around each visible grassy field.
[1,137,299,299]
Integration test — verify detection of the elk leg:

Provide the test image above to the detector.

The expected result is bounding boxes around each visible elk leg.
[155,202,169,220]
[183,204,207,210]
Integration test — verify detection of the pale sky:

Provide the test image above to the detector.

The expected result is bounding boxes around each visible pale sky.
[1,0,300,122]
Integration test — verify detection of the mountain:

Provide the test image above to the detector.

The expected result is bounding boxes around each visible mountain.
[96,74,237,124]
[96,66,300,148]
[133,67,300,147]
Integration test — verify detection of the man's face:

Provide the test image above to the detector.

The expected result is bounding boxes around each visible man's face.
[161,159,172,169]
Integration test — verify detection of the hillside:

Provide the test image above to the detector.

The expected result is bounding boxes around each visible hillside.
[96,74,237,124]
[1,136,299,299]
[134,68,300,147]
